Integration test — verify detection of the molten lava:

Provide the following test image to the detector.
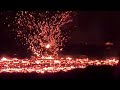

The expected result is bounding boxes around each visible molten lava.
[0,56,119,73]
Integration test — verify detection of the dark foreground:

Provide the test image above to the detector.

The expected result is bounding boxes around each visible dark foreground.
[0,64,120,80]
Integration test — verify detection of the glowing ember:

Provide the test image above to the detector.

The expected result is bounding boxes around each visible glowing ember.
[66,57,72,60]
[4,11,119,74]
[13,11,73,57]
[45,44,50,49]
[0,56,119,73]
[1,57,8,61]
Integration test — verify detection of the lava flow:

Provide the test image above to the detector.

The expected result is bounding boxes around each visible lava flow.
[0,56,119,73]
[2,11,118,74]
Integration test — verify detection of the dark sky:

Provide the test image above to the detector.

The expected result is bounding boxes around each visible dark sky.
[69,11,120,45]
[0,11,120,57]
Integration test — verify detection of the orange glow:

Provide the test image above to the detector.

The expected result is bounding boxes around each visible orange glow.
[14,11,73,57]
[0,56,119,73]
[1,57,8,61]
[45,44,50,49]
[66,57,72,60]
[7,11,119,74]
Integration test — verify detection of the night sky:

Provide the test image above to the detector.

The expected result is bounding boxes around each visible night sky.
[69,11,120,45]
[0,11,120,58]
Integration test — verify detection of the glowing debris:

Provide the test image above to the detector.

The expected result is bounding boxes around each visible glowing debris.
[14,11,73,57]
[1,57,8,61]
[5,11,119,74]
[45,44,50,49]
[0,56,119,73]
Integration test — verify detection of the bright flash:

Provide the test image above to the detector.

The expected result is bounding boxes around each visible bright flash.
[45,44,50,49]
[1,57,8,61]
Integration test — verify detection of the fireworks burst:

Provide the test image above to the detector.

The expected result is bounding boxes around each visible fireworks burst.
[13,11,73,57]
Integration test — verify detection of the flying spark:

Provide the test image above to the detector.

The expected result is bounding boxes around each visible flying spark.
[14,11,73,57]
